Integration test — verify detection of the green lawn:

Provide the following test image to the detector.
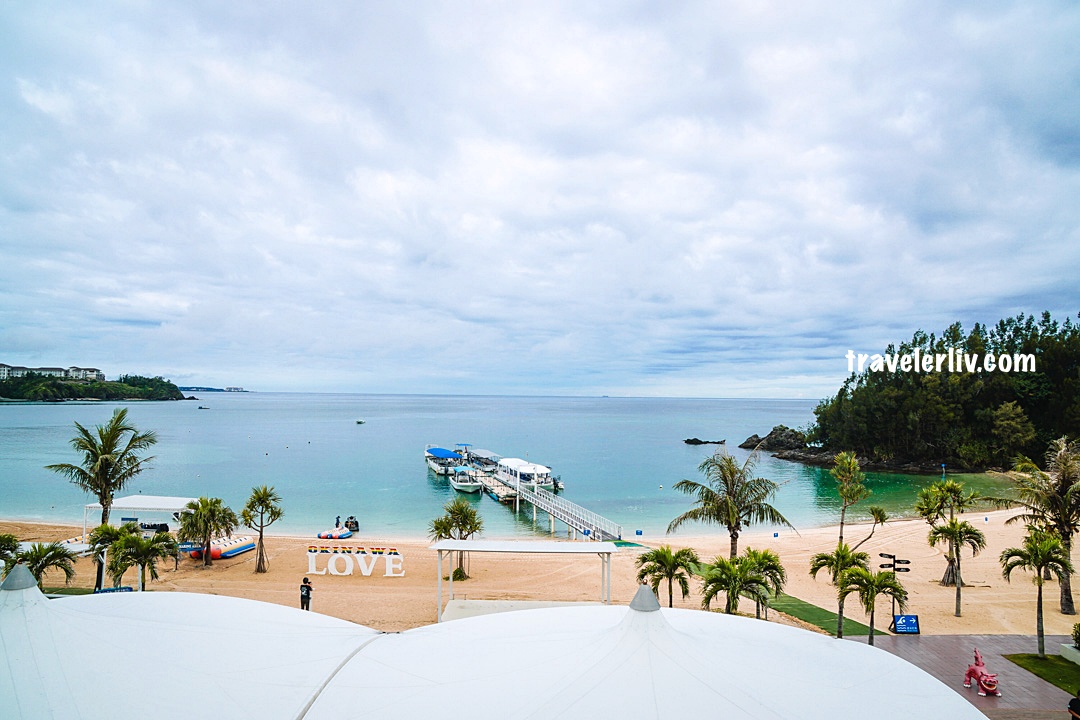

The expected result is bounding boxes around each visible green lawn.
[769,593,887,637]
[1004,653,1080,693]
[43,586,94,595]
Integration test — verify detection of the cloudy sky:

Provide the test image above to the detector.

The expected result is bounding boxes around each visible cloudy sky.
[2,2,1078,397]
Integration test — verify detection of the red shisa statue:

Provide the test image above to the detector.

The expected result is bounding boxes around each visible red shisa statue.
[963,648,1001,696]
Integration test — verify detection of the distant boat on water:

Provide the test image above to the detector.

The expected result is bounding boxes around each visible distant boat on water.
[356,419,366,424]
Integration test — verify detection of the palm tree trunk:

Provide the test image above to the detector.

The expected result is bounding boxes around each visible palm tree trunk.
[954,556,962,617]
[838,507,846,546]
[729,532,738,560]
[255,531,268,573]
[868,607,875,646]
[836,596,845,639]
[139,564,145,591]
[668,577,674,608]
[203,539,213,567]
[1037,581,1045,657]
[1061,535,1075,615]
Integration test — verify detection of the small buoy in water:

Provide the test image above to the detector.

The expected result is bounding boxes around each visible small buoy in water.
[659,484,663,489]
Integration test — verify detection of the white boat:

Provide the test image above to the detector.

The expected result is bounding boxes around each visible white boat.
[495,457,555,489]
[466,448,502,473]
[449,466,484,493]
[425,446,464,475]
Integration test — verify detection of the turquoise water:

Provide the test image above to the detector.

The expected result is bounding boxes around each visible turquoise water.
[0,393,1009,539]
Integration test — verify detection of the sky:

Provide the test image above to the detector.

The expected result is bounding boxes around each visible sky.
[2,2,1078,398]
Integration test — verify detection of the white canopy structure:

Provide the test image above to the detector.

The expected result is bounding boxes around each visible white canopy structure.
[82,494,196,534]
[0,566,985,719]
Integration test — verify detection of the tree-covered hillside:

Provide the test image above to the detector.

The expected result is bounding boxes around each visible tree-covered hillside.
[0,373,186,401]
[809,312,1080,470]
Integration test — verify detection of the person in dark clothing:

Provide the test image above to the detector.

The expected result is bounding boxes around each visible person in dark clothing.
[1069,688,1080,719]
[300,577,313,610]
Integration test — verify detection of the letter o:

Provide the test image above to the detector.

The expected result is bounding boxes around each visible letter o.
[998,354,1012,372]
[328,554,354,576]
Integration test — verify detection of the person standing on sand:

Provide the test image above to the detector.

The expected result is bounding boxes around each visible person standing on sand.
[300,577,313,611]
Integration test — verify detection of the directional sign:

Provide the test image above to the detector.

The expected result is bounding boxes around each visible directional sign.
[893,615,920,634]
[895,559,911,565]
[879,563,894,569]
[894,567,910,572]
[879,553,895,559]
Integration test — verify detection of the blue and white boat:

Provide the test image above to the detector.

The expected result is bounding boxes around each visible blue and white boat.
[424,446,463,475]
[449,465,484,493]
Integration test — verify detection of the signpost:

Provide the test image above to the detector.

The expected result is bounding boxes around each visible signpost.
[879,553,911,631]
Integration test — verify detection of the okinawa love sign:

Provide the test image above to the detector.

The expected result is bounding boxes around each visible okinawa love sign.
[306,545,405,577]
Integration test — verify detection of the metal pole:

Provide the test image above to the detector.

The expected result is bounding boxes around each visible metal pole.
[437,550,443,623]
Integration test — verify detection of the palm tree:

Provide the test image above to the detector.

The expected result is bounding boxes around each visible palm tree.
[928,519,986,617]
[0,533,18,565]
[850,506,889,551]
[698,554,770,615]
[4,542,77,591]
[45,408,157,525]
[667,449,794,558]
[831,451,870,545]
[744,547,786,619]
[108,532,179,590]
[837,567,907,646]
[635,545,701,608]
[178,496,238,568]
[241,485,284,573]
[1000,531,1074,657]
[87,521,139,591]
[809,542,869,638]
[916,479,981,586]
[428,497,484,579]
[989,437,1080,615]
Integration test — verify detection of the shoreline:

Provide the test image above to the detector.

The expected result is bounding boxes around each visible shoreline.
[5,507,1078,640]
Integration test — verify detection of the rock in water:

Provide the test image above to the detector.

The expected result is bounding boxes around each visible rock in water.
[739,425,807,451]
[684,438,725,445]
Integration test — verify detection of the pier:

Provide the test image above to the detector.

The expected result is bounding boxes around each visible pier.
[480,473,622,541]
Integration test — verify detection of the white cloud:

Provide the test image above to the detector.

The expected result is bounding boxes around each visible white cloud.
[1,2,1078,396]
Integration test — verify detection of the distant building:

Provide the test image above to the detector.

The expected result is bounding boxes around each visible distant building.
[0,364,105,382]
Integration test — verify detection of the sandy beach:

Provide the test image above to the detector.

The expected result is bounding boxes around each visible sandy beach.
[3,508,1074,637]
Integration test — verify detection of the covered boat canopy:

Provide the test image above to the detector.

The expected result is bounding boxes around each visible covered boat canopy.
[425,447,462,459]
[469,448,501,462]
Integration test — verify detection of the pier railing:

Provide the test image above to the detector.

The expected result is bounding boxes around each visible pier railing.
[513,483,622,542]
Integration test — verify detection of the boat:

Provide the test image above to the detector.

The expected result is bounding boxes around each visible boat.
[189,536,256,559]
[424,446,464,475]
[317,527,353,539]
[356,419,365,425]
[465,448,502,473]
[495,457,555,489]
[448,465,484,493]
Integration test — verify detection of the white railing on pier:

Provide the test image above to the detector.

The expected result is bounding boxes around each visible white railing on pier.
[512,482,622,542]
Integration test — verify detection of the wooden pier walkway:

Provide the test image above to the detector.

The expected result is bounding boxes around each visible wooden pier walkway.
[482,474,622,541]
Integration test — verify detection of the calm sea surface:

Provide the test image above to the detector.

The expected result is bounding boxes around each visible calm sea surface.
[0,393,1007,539]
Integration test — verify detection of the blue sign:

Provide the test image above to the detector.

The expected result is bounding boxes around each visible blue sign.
[635,530,643,536]
[893,614,920,634]
[94,586,133,594]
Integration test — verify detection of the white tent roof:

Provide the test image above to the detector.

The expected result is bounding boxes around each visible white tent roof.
[0,570,984,720]
[83,494,196,513]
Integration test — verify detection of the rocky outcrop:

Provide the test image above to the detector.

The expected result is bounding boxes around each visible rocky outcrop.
[684,438,725,445]
[738,425,807,451]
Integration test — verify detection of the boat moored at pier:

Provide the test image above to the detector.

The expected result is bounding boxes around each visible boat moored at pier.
[449,465,484,493]
[495,457,555,488]
[425,446,464,475]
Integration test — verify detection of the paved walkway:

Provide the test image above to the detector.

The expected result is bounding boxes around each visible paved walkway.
[856,634,1071,719]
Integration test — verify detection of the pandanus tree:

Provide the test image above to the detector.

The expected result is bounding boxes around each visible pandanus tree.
[178,497,238,568]
[916,479,981,586]
[3,542,77,591]
[429,497,484,579]
[241,485,284,573]
[989,437,1080,615]
[837,567,907,646]
[108,532,179,590]
[46,407,157,526]
[928,519,986,617]
[809,542,869,638]
[635,545,700,608]
[831,451,870,546]
[1000,531,1074,657]
[668,449,794,559]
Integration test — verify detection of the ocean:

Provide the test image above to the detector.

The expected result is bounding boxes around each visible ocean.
[0,393,1007,539]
